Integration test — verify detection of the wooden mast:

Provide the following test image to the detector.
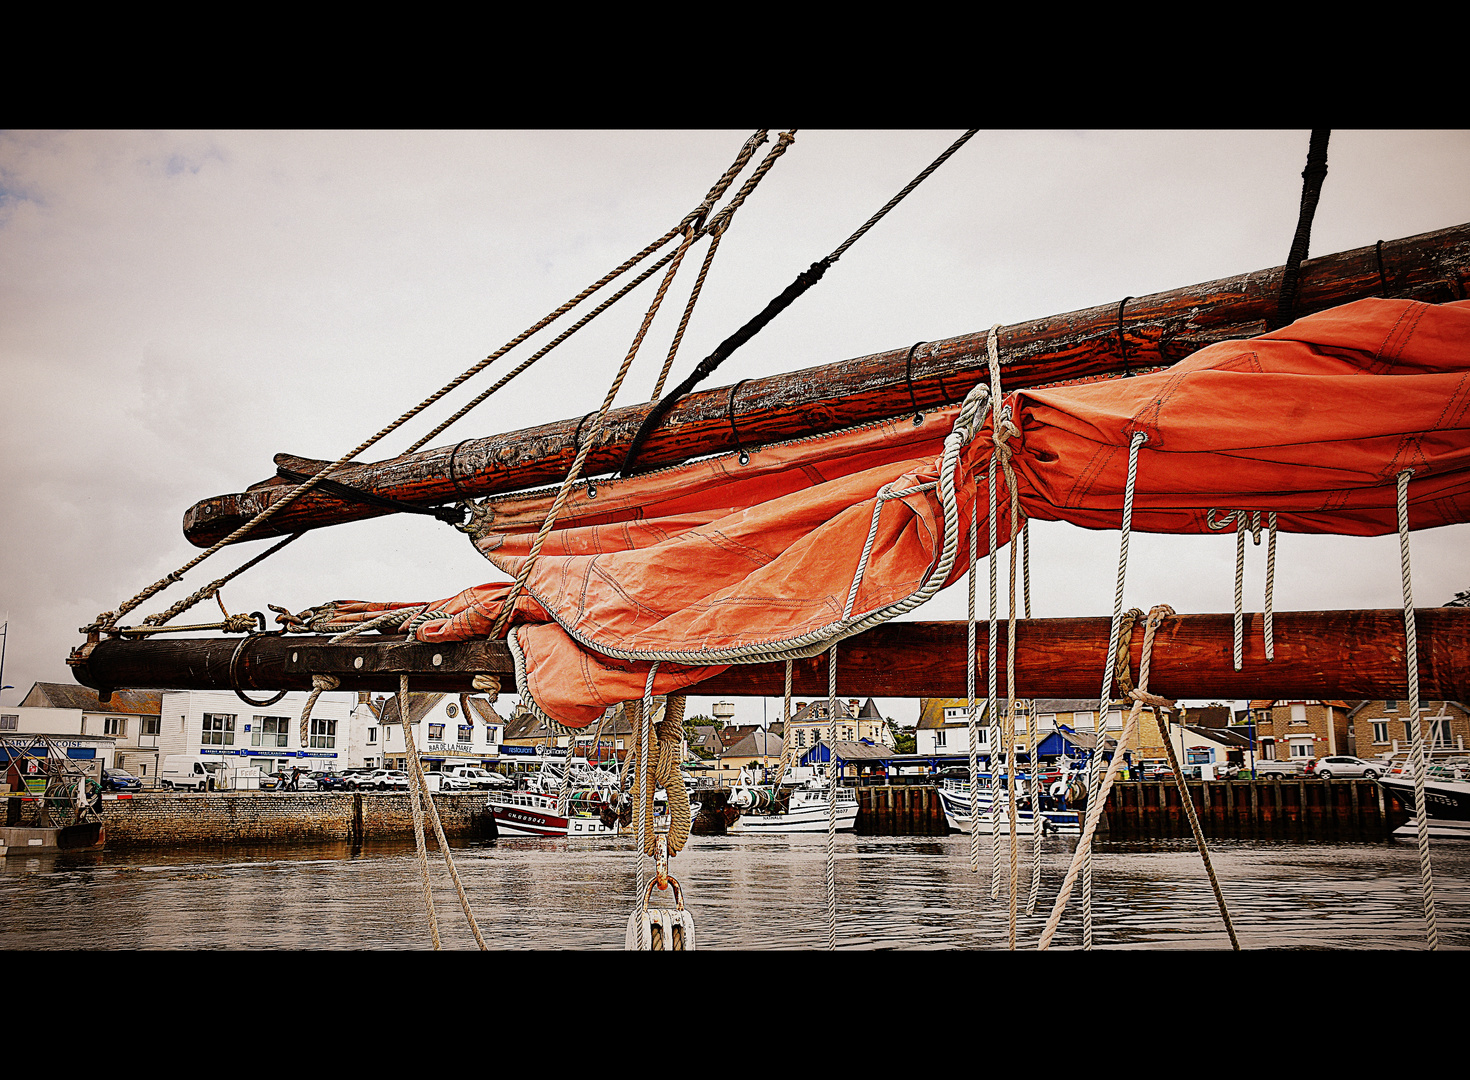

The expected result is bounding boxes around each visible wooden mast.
[182,225,1470,548]
[68,609,1470,703]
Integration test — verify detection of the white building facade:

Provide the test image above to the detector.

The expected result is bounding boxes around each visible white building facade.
[152,689,359,776]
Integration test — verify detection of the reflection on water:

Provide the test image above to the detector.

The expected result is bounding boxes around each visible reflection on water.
[3,834,1466,950]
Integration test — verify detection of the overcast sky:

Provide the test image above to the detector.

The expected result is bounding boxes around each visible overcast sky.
[2,129,1468,725]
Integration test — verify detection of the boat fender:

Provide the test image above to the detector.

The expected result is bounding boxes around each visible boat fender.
[624,876,695,951]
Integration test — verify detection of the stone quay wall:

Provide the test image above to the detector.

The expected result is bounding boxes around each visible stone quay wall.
[96,791,494,847]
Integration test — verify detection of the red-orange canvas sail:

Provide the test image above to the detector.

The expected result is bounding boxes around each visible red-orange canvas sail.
[311,298,1470,727]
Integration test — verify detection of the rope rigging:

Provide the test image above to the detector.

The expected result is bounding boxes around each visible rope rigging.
[619,129,979,476]
[70,129,1467,952]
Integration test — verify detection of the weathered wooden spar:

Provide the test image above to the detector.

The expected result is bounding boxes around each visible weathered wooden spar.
[68,609,1470,702]
[182,225,1470,548]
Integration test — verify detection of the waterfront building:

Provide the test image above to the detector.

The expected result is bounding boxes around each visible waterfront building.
[378,692,503,772]
[786,697,894,754]
[917,698,1133,761]
[1346,699,1470,758]
[15,684,164,780]
[1246,700,1352,762]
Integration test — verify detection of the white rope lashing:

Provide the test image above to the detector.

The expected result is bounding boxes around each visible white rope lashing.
[1208,509,1276,667]
[1397,469,1439,951]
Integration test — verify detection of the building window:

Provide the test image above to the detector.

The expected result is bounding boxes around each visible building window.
[458,725,473,742]
[103,716,125,737]
[1384,700,1398,712]
[1404,720,1415,743]
[1430,718,1452,747]
[142,716,160,736]
[311,718,336,749]
[1290,742,1313,758]
[0,715,16,731]
[253,715,290,748]
[428,724,445,740]
[367,727,378,744]
[1372,721,1389,744]
[1290,704,1307,724]
[202,713,235,746]
[935,729,947,748]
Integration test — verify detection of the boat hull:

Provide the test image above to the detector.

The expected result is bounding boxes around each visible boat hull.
[0,822,105,854]
[730,796,859,834]
[936,784,1081,836]
[1377,775,1470,823]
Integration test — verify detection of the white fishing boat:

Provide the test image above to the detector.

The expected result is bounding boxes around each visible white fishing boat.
[726,767,859,834]
[935,777,1082,836]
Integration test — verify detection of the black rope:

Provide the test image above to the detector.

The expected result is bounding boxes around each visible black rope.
[619,130,979,477]
[1117,297,1133,375]
[1273,129,1331,329]
[275,468,468,527]
[727,379,751,464]
[903,342,924,421]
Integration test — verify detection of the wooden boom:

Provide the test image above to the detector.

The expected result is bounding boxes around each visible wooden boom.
[182,225,1470,548]
[68,608,1470,703]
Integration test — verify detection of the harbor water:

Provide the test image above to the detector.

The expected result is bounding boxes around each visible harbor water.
[3,833,1467,950]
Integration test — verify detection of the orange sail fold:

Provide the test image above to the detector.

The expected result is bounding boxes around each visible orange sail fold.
[317,298,1470,727]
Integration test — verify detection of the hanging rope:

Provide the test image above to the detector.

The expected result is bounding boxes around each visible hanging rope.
[1040,604,1169,949]
[772,660,796,785]
[634,662,659,951]
[990,323,1025,942]
[1398,469,1439,951]
[620,129,979,477]
[1264,512,1278,661]
[399,675,441,950]
[1234,511,1247,671]
[826,643,839,951]
[1149,666,1241,950]
[1083,429,1147,950]
[986,325,1003,899]
[967,500,981,874]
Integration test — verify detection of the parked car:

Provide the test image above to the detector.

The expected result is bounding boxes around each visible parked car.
[312,771,353,791]
[358,769,410,791]
[101,768,143,792]
[1312,755,1385,779]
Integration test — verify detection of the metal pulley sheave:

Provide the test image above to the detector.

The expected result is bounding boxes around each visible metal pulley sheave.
[625,829,695,950]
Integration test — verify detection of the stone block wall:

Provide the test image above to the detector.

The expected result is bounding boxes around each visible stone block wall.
[98,791,493,847]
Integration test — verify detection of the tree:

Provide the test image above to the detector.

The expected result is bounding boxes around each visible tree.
[890,720,916,754]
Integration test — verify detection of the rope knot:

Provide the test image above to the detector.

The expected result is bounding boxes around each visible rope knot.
[312,674,341,691]
[471,674,501,701]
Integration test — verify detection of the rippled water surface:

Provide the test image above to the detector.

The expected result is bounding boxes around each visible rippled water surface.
[4,834,1466,950]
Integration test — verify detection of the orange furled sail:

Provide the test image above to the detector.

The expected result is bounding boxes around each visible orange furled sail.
[312,298,1470,727]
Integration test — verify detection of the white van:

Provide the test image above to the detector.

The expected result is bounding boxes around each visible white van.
[160,755,223,792]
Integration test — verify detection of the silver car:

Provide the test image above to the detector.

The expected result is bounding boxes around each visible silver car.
[1313,755,1384,779]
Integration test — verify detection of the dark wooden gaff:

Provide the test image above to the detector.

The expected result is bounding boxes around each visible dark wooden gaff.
[181,225,1470,547]
[68,608,1470,702]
